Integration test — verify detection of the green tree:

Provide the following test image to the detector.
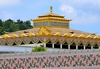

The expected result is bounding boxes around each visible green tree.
[16,19,23,24]
[23,20,33,29]
[3,19,13,32]
[9,23,19,32]
[0,19,33,35]
[0,27,5,35]
[32,46,47,52]
[0,19,3,27]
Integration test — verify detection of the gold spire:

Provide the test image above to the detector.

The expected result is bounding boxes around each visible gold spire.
[50,6,53,13]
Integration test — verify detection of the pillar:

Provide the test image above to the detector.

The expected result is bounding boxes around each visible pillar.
[43,43,46,48]
[52,44,54,48]
[68,45,70,50]
[60,44,62,49]
[91,46,93,49]
[84,46,86,50]
[76,45,78,50]
[99,47,100,49]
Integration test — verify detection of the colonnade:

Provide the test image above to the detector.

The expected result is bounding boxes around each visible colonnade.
[44,43,100,50]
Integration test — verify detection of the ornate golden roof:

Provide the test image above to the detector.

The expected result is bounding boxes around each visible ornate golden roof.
[38,6,64,18]
[0,26,99,40]
[31,17,72,21]
[38,13,64,18]
[31,6,72,21]
[0,6,99,41]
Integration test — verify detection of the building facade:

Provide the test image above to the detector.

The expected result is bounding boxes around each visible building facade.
[0,7,100,50]
[0,6,100,69]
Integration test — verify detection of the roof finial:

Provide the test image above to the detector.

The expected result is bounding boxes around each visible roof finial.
[50,6,53,13]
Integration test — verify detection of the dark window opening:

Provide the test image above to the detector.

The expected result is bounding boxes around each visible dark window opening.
[86,46,91,49]
[54,43,60,48]
[62,44,68,49]
[29,41,33,44]
[70,43,76,49]
[20,42,24,45]
[78,45,84,50]
[46,43,52,48]
[93,45,99,49]
[70,45,76,49]
[12,42,16,45]
[38,41,42,43]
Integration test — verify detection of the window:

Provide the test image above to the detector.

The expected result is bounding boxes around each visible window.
[51,22,58,26]
[43,22,48,25]
[34,23,40,26]
[60,23,68,27]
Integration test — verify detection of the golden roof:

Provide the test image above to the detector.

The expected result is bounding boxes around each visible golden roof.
[0,26,99,40]
[38,13,64,18]
[38,6,64,18]
[31,7,72,21]
[31,17,72,21]
[0,7,99,40]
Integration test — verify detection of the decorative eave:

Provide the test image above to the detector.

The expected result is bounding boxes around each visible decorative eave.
[0,26,100,40]
[12,34,19,38]
[3,34,11,39]
[78,34,85,38]
[29,32,35,37]
[20,33,27,38]
[93,35,99,39]
[0,26,100,46]
[86,35,92,39]
[54,32,60,36]
[30,17,72,21]
[62,33,68,37]
[70,33,77,38]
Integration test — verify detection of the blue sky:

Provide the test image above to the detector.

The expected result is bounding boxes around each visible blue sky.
[0,0,100,35]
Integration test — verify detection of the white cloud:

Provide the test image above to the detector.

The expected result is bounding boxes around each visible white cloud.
[60,5,74,14]
[0,0,20,7]
[59,0,100,25]
[59,4,77,18]
[73,13,99,24]
[59,0,100,6]
[2,11,14,20]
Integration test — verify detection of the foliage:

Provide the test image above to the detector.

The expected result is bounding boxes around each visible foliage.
[32,45,47,52]
[0,19,33,35]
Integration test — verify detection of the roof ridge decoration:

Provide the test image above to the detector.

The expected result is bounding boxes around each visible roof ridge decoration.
[78,34,85,38]
[86,34,92,39]
[12,34,19,38]
[62,33,68,37]
[93,35,99,39]
[29,32,35,37]
[70,33,77,38]
[54,32,60,36]
[20,33,27,38]
[36,26,52,36]
[3,34,11,39]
